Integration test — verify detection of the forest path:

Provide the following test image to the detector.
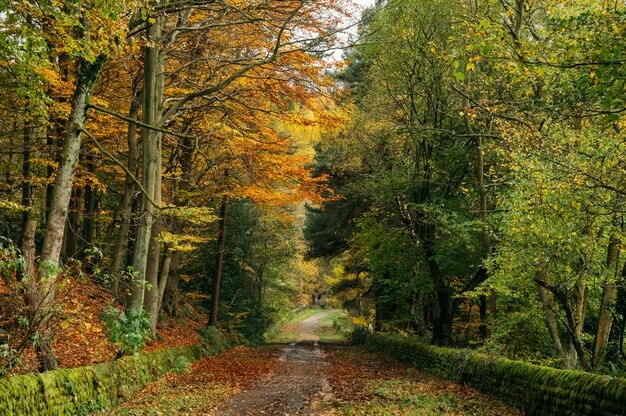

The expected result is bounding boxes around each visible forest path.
[214,309,338,415]
[103,310,522,415]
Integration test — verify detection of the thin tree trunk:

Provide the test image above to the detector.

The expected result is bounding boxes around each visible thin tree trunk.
[257,262,266,305]
[21,117,33,234]
[131,17,163,313]
[45,135,57,222]
[144,217,161,335]
[21,116,36,275]
[422,225,453,346]
[593,234,620,369]
[109,87,141,292]
[82,152,96,256]
[163,251,182,317]
[209,197,228,326]
[156,249,172,316]
[374,300,383,332]
[160,127,193,319]
[478,295,488,339]
[562,282,590,371]
[465,71,495,328]
[615,263,626,360]
[63,187,81,259]
[535,259,572,368]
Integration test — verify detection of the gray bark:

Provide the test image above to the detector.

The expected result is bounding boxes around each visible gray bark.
[163,251,182,317]
[593,234,620,369]
[109,88,141,293]
[144,41,166,335]
[130,17,163,313]
[535,260,576,369]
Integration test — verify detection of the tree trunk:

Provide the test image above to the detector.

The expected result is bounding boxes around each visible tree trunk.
[432,282,454,345]
[63,187,81,260]
[421,224,453,346]
[109,89,141,293]
[81,151,96,256]
[374,300,383,332]
[144,30,166,333]
[157,249,172,315]
[593,234,620,369]
[615,263,626,360]
[562,282,590,371]
[478,295,488,339]
[535,260,574,369]
[35,54,107,371]
[131,17,163,313]
[21,117,33,235]
[144,218,162,336]
[45,134,58,223]
[209,197,228,326]
[23,219,58,371]
[163,251,182,318]
[21,120,56,372]
[159,124,193,319]
[257,262,266,305]
[110,107,139,293]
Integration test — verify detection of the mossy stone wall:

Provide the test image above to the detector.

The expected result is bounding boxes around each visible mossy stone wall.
[353,329,626,416]
[0,343,210,415]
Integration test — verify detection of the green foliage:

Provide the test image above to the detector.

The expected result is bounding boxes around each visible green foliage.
[197,326,229,355]
[100,307,151,356]
[184,200,306,343]
[172,356,191,374]
[0,239,24,284]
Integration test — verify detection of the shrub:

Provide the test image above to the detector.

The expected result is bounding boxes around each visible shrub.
[172,355,191,373]
[101,306,151,356]
[198,326,229,354]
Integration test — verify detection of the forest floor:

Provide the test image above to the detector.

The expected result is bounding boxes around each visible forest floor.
[1,276,206,376]
[104,309,523,416]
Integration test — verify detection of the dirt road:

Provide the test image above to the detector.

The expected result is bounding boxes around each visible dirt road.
[104,310,521,415]
[215,309,338,415]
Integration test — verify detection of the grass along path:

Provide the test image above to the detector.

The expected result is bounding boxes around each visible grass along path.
[264,308,327,343]
[267,308,352,344]
[315,310,353,343]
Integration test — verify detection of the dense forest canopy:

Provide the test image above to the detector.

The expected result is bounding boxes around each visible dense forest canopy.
[0,0,352,373]
[1,0,626,379]
[307,0,626,374]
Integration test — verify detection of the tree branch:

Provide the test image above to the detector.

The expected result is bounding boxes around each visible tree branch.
[88,104,196,140]
[82,129,161,210]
